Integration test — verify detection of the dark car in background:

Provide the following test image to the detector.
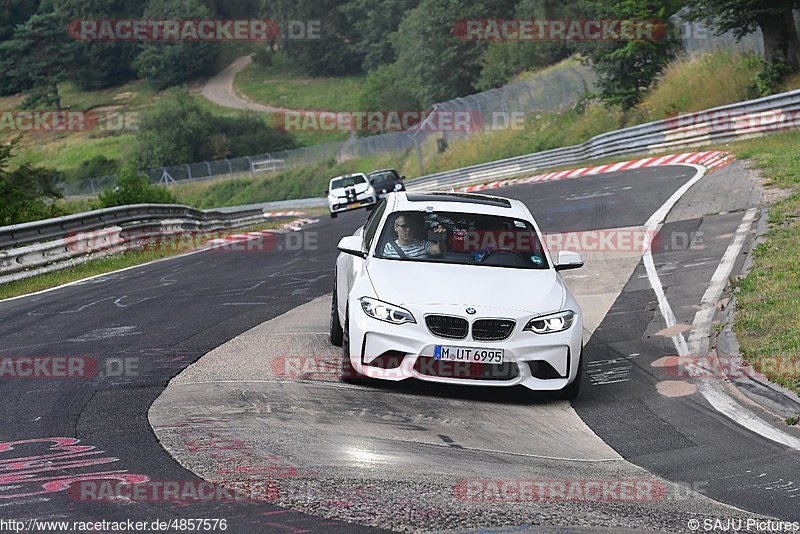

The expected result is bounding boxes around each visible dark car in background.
[368,169,406,199]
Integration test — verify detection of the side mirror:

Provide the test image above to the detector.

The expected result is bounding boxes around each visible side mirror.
[401,176,406,180]
[323,189,328,195]
[337,235,367,259]
[554,250,583,271]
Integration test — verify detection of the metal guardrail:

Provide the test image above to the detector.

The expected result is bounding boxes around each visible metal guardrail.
[405,88,800,191]
[0,204,268,284]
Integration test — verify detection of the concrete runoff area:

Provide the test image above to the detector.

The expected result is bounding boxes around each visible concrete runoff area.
[151,244,760,531]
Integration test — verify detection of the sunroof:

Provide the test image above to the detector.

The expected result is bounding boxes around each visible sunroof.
[405,192,512,208]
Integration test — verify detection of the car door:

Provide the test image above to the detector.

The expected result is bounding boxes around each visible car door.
[336,199,387,317]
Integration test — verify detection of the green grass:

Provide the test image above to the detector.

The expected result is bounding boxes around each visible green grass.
[725,132,800,395]
[637,49,762,121]
[14,133,132,172]
[0,220,290,300]
[234,52,365,111]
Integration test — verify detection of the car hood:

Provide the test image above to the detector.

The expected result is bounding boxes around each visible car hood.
[331,181,369,196]
[366,259,565,314]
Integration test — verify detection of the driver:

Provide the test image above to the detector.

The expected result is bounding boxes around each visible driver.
[382,213,446,259]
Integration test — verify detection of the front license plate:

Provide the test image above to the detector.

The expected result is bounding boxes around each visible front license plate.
[433,345,504,365]
[349,202,363,209]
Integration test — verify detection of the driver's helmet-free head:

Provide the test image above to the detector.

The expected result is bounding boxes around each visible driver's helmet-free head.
[392,212,424,240]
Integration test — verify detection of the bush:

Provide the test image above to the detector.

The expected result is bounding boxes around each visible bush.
[136,89,297,168]
[66,155,119,183]
[756,61,793,97]
[132,0,217,89]
[98,165,177,208]
[252,46,274,67]
[213,113,297,156]
[0,140,66,225]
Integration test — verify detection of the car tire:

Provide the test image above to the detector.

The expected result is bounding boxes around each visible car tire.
[365,204,375,212]
[341,306,363,383]
[330,212,338,219]
[329,277,343,347]
[554,347,583,401]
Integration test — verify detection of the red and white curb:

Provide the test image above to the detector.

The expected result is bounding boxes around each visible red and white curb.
[206,218,318,247]
[455,151,736,193]
[263,211,306,218]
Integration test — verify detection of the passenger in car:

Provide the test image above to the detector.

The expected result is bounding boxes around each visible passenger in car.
[382,213,446,259]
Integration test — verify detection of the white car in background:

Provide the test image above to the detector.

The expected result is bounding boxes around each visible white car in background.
[326,173,377,218]
[329,191,585,399]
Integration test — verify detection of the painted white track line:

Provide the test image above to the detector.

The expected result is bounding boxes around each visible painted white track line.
[642,173,800,450]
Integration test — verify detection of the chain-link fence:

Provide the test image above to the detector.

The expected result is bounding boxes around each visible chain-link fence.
[61,64,597,197]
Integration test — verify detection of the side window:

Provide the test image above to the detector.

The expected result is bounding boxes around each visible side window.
[363,200,387,250]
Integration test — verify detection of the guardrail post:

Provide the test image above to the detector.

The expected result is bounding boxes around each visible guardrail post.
[246,157,254,179]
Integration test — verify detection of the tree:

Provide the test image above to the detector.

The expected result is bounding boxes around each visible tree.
[339,0,421,72]
[135,89,219,168]
[0,0,41,41]
[685,0,800,72]
[135,89,296,168]
[0,138,66,225]
[98,164,177,208]
[359,63,421,111]
[476,0,578,91]
[262,0,364,76]
[54,0,145,90]
[0,9,79,107]
[212,113,296,157]
[576,0,683,109]
[132,0,218,89]
[392,0,489,106]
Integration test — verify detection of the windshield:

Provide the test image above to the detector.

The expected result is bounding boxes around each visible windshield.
[369,171,399,184]
[331,175,366,189]
[375,210,549,269]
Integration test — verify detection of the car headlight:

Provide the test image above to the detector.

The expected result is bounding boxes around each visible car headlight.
[523,310,575,334]
[394,183,403,191]
[360,297,416,325]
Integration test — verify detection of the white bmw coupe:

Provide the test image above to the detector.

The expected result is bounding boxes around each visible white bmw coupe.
[329,192,585,399]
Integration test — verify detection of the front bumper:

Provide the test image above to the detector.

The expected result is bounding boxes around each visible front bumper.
[329,194,377,213]
[375,185,405,199]
[344,303,583,391]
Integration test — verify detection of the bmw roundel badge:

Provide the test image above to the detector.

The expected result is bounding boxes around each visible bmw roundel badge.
[466,307,477,315]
